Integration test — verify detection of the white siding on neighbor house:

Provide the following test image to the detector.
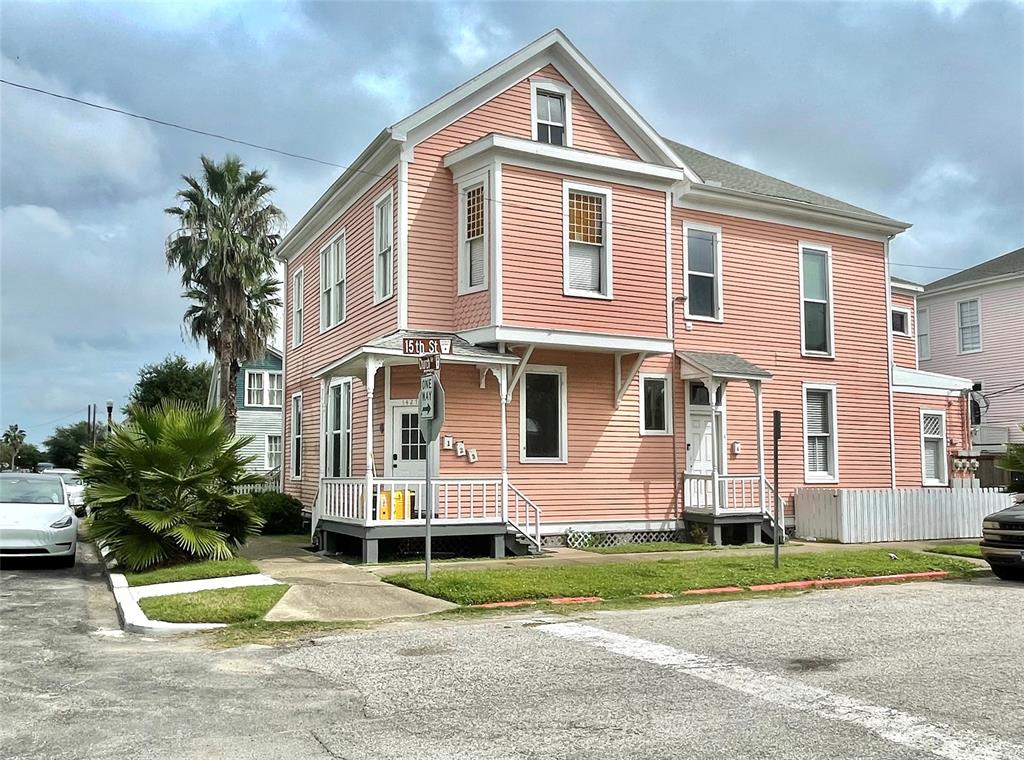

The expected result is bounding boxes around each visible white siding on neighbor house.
[237,410,283,472]
[918,277,1024,443]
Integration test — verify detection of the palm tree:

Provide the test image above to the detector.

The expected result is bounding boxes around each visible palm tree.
[2,424,27,469]
[165,155,284,434]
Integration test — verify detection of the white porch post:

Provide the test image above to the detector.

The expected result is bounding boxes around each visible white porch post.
[364,359,379,526]
[707,377,720,515]
[499,361,509,524]
[750,378,766,515]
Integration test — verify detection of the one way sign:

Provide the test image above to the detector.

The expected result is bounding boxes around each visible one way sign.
[418,375,445,442]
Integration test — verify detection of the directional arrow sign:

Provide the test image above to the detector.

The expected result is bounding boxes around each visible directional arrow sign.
[419,374,435,420]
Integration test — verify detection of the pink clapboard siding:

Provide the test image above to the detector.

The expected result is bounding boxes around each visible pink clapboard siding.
[407,64,639,331]
[501,164,669,337]
[891,290,918,369]
[672,208,894,503]
[893,392,968,487]
[282,168,399,507]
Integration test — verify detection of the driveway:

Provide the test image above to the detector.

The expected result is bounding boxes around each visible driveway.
[2,546,1022,759]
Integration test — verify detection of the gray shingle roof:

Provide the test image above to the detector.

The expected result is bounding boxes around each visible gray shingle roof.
[677,351,772,380]
[664,139,904,227]
[924,246,1024,291]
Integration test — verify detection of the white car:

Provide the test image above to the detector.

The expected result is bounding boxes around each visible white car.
[49,469,86,514]
[0,473,78,567]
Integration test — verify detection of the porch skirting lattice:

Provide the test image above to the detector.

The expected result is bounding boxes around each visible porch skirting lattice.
[551,529,687,549]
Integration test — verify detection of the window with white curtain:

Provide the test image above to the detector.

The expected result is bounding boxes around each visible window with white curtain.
[267,372,283,407]
[245,371,264,406]
[921,411,947,485]
[266,435,282,470]
[957,299,981,353]
[564,184,611,297]
[803,385,837,481]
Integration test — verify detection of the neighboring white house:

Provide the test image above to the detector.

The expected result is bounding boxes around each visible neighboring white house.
[918,246,1024,451]
[207,347,284,474]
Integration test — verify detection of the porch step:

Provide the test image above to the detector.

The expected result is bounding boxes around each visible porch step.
[509,532,543,556]
[761,514,787,545]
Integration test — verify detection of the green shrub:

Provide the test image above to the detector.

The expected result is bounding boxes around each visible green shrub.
[252,491,304,534]
[80,401,264,571]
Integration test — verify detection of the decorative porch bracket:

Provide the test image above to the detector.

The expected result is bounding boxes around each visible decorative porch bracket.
[503,344,535,404]
[613,352,648,409]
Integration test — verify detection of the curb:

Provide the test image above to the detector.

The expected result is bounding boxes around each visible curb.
[468,571,951,609]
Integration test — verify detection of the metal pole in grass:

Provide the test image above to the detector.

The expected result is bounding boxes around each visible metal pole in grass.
[773,410,782,570]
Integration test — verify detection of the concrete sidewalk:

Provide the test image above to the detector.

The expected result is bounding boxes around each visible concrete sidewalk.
[241,536,456,621]
[368,539,987,577]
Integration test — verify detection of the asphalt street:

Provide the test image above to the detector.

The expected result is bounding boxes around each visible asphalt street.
[1,543,1022,759]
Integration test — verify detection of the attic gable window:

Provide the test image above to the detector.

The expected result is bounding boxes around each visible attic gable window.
[531,80,572,147]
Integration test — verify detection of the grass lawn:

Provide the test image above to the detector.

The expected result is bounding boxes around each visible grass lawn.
[125,557,260,587]
[203,619,366,648]
[928,543,984,559]
[582,541,803,555]
[139,584,289,624]
[385,549,976,605]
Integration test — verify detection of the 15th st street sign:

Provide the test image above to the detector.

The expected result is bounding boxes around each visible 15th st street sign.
[402,337,453,356]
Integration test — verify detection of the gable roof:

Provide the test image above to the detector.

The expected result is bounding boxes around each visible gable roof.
[664,139,904,227]
[924,246,1024,293]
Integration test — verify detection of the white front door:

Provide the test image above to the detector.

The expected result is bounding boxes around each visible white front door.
[686,410,715,473]
[389,405,427,478]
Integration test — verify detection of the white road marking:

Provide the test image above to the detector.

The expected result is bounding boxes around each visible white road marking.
[537,622,1022,760]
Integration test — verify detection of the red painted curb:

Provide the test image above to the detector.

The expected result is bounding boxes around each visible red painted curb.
[547,596,603,605]
[749,580,816,592]
[472,600,537,609]
[750,571,949,593]
[683,586,745,595]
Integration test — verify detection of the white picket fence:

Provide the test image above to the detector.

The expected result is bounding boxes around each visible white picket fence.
[795,487,1015,543]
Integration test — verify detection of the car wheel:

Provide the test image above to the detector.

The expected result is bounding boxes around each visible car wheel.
[990,564,1024,582]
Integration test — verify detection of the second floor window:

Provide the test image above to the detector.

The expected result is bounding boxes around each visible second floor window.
[917,308,930,360]
[891,308,911,337]
[291,268,304,347]
[685,225,721,320]
[957,298,981,353]
[245,371,282,407]
[374,193,393,302]
[801,245,833,356]
[565,187,610,297]
[461,183,486,293]
[535,91,566,146]
[245,371,264,406]
[268,372,283,406]
[320,235,346,330]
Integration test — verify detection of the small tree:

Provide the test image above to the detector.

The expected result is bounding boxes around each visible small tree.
[2,424,26,469]
[127,354,212,412]
[997,424,1024,493]
[44,421,102,470]
[80,401,264,571]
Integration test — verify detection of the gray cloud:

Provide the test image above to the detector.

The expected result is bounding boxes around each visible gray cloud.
[1,0,1021,441]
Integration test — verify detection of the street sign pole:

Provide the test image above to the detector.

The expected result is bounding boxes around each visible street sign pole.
[425,430,432,581]
[772,410,782,570]
[416,359,445,582]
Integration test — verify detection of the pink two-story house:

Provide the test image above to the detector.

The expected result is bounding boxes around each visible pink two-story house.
[277,30,972,561]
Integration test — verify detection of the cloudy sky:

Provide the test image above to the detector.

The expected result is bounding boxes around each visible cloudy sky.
[1,1,1022,443]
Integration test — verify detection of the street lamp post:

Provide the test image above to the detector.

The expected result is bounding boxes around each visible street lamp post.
[106,400,114,435]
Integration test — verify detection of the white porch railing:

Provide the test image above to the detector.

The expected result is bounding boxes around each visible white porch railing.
[509,484,542,549]
[319,476,503,525]
[321,478,366,521]
[683,472,768,515]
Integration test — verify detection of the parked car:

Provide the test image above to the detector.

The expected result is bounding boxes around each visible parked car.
[0,473,77,567]
[35,462,55,473]
[49,469,86,516]
[980,494,1024,581]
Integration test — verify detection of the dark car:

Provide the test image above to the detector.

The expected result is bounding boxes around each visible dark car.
[980,494,1024,581]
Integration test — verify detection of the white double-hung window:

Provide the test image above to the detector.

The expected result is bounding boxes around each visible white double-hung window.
[800,244,834,356]
[290,393,303,479]
[244,370,282,407]
[320,233,346,330]
[957,298,981,353]
[684,223,723,320]
[267,372,283,406]
[531,80,572,146]
[373,192,393,302]
[640,374,671,435]
[458,179,487,294]
[563,182,611,298]
[291,268,304,347]
[917,307,930,360]
[245,371,264,407]
[266,435,282,470]
[803,383,838,482]
[921,410,947,485]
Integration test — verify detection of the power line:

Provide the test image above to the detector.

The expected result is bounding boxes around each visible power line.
[889,262,962,271]
[17,409,85,431]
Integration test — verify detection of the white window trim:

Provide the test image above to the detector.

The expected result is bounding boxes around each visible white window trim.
[802,382,839,484]
[373,189,394,304]
[682,221,724,322]
[890,305,912,337]
[917,307,931,361]
[955,297,982,354]
[291,266,304,348]
[457,169,489,296]
[519,364,568,464]
[323,378,354,479]
[798,242,836,359]
[562,180,613,300]
[244,370,282,408]
[920,408,948,486]
[265,434,282,471]
[319,231,347,332]
[639,373,673,436]
[530,78,573,147]
[290,392,303,480]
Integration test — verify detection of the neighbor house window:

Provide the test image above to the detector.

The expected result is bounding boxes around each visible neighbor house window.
[891,308,911,337]
[245,371,264,406]
[520,366,567,462]
[320,234,346,330]
[564,183,611,297]
[640,375,671,435]
[266,435,282,470]
[290,393,302,479]
[917,307,930,360]
[291,268,304,347]
[245,370,282,407]
[459,181,487,293]
[957,298,981,353]
[684,224,722,320]
[800,245,833,356]
[921,411,947,485]
[267,372,283,407]
[803,384,837,482]
[374,192,393,302]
